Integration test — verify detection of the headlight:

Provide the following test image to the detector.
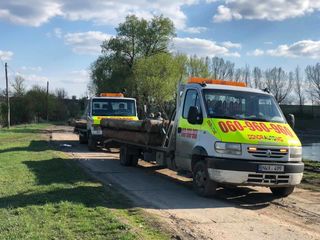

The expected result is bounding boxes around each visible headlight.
[290,147,302,160]
[91,125,102,135]
[215,142,241,155]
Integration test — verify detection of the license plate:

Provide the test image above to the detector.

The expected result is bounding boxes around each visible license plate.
[258,165,284,172]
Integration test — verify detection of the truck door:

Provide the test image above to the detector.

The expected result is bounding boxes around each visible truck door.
[175,89,202,171]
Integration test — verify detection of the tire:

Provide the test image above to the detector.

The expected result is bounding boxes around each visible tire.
[192,161,217,197]
[79,133,87,144]
[88,133,97,151]
[270,186,295,197]
[120,145,139,167]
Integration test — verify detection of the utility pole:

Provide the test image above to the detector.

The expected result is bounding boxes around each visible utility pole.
[5,63,10,128]
[46,81,49,122]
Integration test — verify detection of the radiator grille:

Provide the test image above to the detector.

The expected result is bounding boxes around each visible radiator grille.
[248,147,288,159]
[247,174,290,184]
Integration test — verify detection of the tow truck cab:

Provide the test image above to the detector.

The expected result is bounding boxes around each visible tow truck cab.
[79,93,138,150]
[175,78,303,197]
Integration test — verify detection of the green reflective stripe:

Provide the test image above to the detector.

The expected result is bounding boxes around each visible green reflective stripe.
[178,118,202,130]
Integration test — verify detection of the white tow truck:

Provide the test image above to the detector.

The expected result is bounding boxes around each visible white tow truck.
[102,78,304,197]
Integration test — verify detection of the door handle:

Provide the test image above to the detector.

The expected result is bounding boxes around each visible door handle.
[177,127,182,133]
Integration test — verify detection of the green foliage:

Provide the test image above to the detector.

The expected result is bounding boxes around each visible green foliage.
[133,53,182,115]
[90,55,131,95]
[102,15,175,68]
[187,55,210,78]
[90,15,176,103]
[0,86,85,126]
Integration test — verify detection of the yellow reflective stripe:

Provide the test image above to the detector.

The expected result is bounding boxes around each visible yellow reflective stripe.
[92,116,138,125]
[178,117,301,147]
[211,118,301,146]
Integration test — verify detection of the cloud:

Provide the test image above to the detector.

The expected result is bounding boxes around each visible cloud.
[20,66,42,72]
[53,27,62,38]
[0,50,13,61]
[172,37,240,57]
[221,41,241,49]
[0,0,198,30]
[57,69,90,85]
[63,31,112,55]
[247,49,264,56]
[213,0,320,22]
[17,73,48,83]
[0,1,62,27]
[266,40,320,58]
[183,26,207,34]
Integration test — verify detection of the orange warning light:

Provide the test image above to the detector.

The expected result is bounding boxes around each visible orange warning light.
[188,77,246,87]
[100,93,124,97]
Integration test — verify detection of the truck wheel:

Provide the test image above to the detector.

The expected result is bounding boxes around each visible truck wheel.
[120,146,132,166]
[193,161,217,197]
[270,186,295,197]
[88,133,97,151]
[79,133,87,144]
[120,146,139,167]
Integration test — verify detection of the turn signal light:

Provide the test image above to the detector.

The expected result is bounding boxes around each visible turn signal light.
[248,147,257,151]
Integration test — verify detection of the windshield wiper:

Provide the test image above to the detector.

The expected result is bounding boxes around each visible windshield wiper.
[244,117,269,122]
[211,115,239,120]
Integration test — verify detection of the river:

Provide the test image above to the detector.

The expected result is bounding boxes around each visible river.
[303,143,320,162]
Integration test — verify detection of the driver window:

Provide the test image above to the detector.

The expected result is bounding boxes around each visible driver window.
[182,89,202,118]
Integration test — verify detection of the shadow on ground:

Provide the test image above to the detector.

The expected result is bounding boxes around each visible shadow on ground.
[0,140,50,154]
[0,158,130,210]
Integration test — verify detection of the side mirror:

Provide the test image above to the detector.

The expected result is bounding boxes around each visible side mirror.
[287,114,295,129]
[187,106,202,124]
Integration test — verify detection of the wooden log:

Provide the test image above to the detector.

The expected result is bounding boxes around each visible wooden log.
[142,119,169,133]
[103,129,163,146]
[101,118,169,134]
[75,119,87,130]
[101,119,145,132]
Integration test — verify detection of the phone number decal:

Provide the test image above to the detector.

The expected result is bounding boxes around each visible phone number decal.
[217,120,293,137]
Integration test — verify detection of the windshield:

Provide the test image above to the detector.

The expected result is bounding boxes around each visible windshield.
[92,99,136,117]
[203,89,285,123]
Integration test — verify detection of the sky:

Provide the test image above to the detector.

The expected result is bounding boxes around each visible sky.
[0,0,320,98]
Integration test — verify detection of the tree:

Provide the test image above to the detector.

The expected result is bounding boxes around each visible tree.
[265,67,292,104]
[90,15,175,96]
[55,88,68,100]
[293,66,305,107]
[209,57,235,80]
[187,55,210,78]
[101,15,175,69]
[11,75,26,96]
[89,55,131,95]
[252,67,263,89]
[305,63,320,103]
[133,53,181,116]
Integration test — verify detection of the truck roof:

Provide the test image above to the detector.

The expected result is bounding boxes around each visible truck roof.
[187,83,270,95]
[91,97,136,101]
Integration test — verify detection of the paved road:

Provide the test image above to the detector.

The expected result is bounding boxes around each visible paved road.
[52,126,320,240]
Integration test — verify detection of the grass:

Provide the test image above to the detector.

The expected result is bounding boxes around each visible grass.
[300,159,320,191]
[0,124,169,240]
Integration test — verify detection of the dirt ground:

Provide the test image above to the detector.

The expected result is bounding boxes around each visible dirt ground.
[50,126,320,240]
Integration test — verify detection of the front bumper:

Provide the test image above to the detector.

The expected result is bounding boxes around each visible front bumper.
[206,157,304,186]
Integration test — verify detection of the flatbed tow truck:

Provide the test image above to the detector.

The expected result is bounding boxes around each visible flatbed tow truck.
[101,78,304,197]
[77,93,138,150]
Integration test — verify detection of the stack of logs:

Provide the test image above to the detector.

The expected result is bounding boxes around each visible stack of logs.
[74,119,87,133]
[101,119,168,146]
